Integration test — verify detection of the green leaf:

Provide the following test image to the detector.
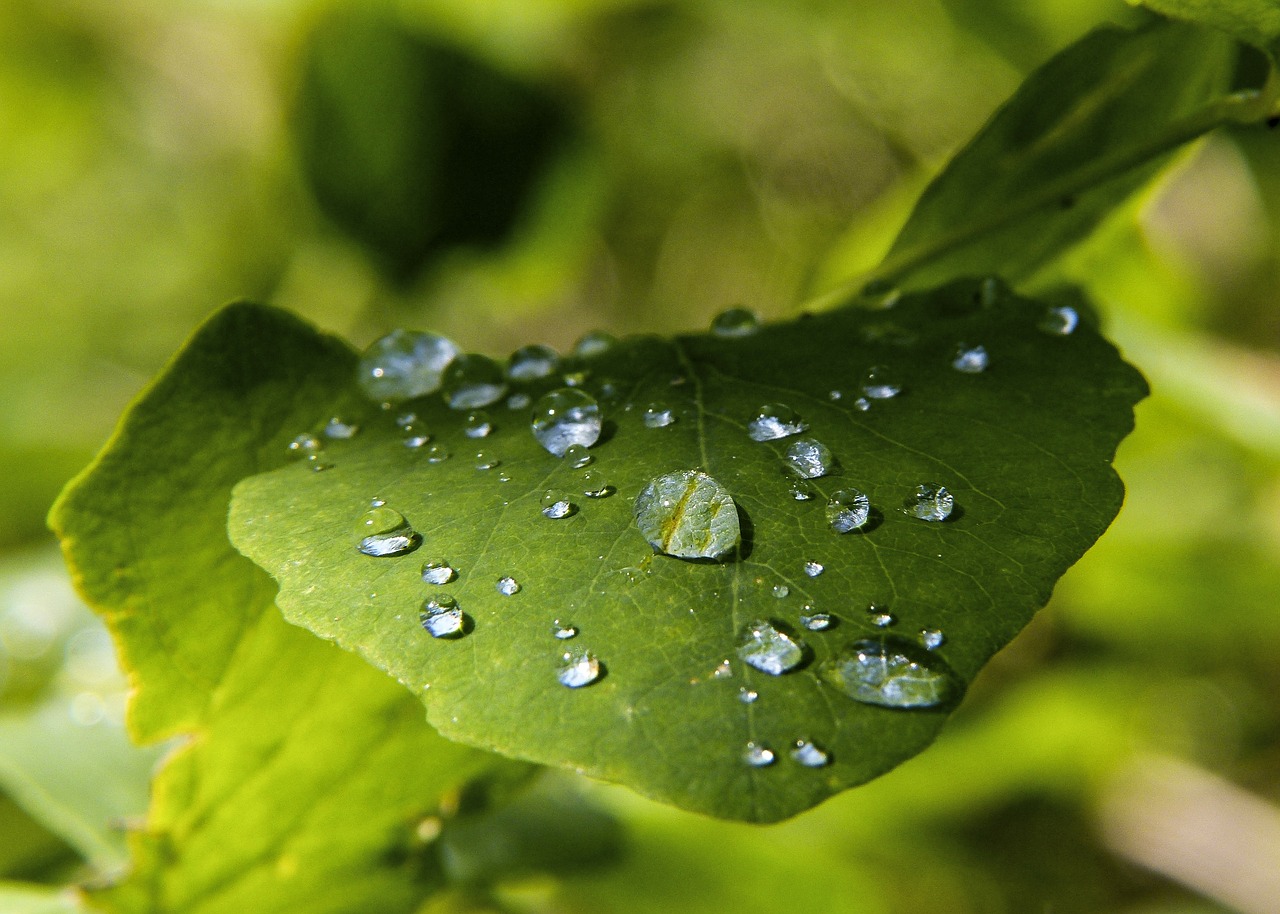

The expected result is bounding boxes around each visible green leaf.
[840,20,1249,297]
[0,883,89,914]
[227,281,1147,822]
[1136,0,1280,57]
[50,305,524,913]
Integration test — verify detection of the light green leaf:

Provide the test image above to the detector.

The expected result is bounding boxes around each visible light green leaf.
[0,883,90,914]
[227,281,1146,821]
[1136,0,1280,57]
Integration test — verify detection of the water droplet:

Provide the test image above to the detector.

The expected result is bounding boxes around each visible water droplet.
[737,620,805,675]
[747,403,808,441]
[553,620,577,639]
[819,637,957,708]
[558,651,601,688]
[474,451,501,470]
[783,437,835,479]
[463,411,493,438]
[287,433,323,460]
[643,403,676,428]
[541,490,576,519]
[421,561,456,585]
[1039,305,1079,335]
[743,741,776,767]
[506,392,531,411]
[420,596,465,638]
[442,355,508,409]
[358,330,459,401]
[788,479,816,501]
[634,470,740,560]
[506,344,559,381]
[854,397,871,412]
[573,331,617,358]
[801,611,833,631]
[952,344,988,373]
[563,443,593,469]
[403,432,432,449]
[772,584,789,599]
[903,483,954,521]
[307,454,334,472]
[531,389,602,456]
[738,688,759,704]
[803,561,824,577]
[826,489,871,533]
[356,507,420,557]
[710,306,760,337]
[563,369,591,387]
[867,604,895,628]
[920,628,945,650]
[790,739,830,768]
[711,659,733,679]
[581,470,612,498]
[426,445,451,464]
[496,576,520,595]
[862,365,902,399]
[395,412,418,428]
[829,389,843,401]
[323,416,360,439]
[619,566,646,584]
[497,471,511,483]
[370,497,386,507]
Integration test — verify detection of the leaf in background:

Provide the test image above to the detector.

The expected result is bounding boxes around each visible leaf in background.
[857,20,1247,294]
[227,281,1146,822]
[50,306,525,913]
[0,883,88,914]
[1136,0,1280,58]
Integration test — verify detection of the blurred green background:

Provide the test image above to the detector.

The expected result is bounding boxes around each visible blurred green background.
[2,0,1279,911]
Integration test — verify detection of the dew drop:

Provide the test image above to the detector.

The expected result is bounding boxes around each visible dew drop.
[558,651,601,688]
[738,688,759,704]
[952,344,988,374]
[563,443,594,469]
[506,392,531,410]
[1039,305,1079,335]
[903,483,954,522]
[563,369,591,387]
[747,403,808,441]
[854,397,871,412]
[819,637,957,708]
[772,584,789,599]
[743,741,776,767]
[358,330,459,401]
[581,470,612,498]
[634,470,740,560]
[737,620,805,675]
[829,389,843,401]
[496,576,520,595]
[421,561,456,585]
[323,416,360,439]
[463,411,493,438]
[867,604,895,628]
[553,620,577,640]
[862,365,902,399]
[790,739,830,768]
[287,433,323,460]
[474,451,501,470]
[643,403,676,428]
[420,596,465,638]
[784,437,835,479]
[403,432,432,449]
[395,412,418,429]
[711,659,733,680]
[710,306,760,338]
[541,490,576,519]
[619,566,646,584]
[801,611,833,632]
[920,628,945,650]
[803,561,824,578]
[507,344,559,381]
[442,355,508,409]
[531,389,602,456]
[573,331,617,358]
[355,507,420,557]
[426,445,451,464]
[788,479,816,501]
[826,489,871,533]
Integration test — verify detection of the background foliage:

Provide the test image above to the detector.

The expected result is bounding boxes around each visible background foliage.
[2,0,1280,911]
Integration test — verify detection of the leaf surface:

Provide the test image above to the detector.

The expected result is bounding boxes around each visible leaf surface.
[228,282,1147,821]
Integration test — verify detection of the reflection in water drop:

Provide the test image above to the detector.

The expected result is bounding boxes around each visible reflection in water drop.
[358,330,459,401]
[710,307,761,338]
[541,490,576,519]
[790,739,830,768]
[634,470,740,560]
[747,403,808,442]
[1039,306,1079,335]
[743,741,776,767]
[784,438,834,479]
[464,411,493,438]
[323,416,360,439]
[443,355,508,409]
[558,651,601,688]
[951,344,988,374]
[826,489,871,533]
[507,344,560,381]
[496,576,520,596]
[862,366,902,399]
[531,389,602,456]
[356,507,420,557]
[903,483,954,521]
[422,561,456,585]
[737,620,804,675]
[643,403,676,428]
[820,637,957,708]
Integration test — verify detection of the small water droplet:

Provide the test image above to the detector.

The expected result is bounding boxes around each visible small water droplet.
[820,637,957,708]
[867,604,895,628]
[497,471,512,483]
[783,437,835,479]
[952,344,988,373]
[463,411,493,438]
[1039,306,1079,335]
[307,454,333,471]
[558,650,601,688]
[541,490,576,519]
[287,433,323,460]
[772,584,789,599]
[395,412,418,429]
[710,306,760,337]
[356,507,420,557]
[553,620,577,639]
[506,344,559,381]
[370,497,386,507]
[862,365,902,399]
[474,451,501,470]
[581,470,612,498]
[531,389,602,456]
[738,688,759,704]
[737,620,805,675]
[829,389,843,401]
[420,596,465,638]
[496,576,520,595]
[323,416,360,439]
[790,739,830,767]
[801,611,833,631]
[920,628,945,650]
[426,445,451,463]
[711,659,733,679]
[854,397,871,412]
[748,403,808,441]
[643,403,676,428]
[619,566,646,584]
[826,489,871,533]
[563,369,591,387]
[634,470,740,560]
[903,483,954,521]
[563,443,593,469]
[507,393,531,411]
[803,561,824,577]
[442,355,508,409]
[403,432,432,449]
[788,479,816,501]
[358,330,459,401]
[573,331,617,358]
[743,741,776,767]
[421,561,456,585]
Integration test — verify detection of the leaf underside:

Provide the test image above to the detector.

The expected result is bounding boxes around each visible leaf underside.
[228,282,1146,822]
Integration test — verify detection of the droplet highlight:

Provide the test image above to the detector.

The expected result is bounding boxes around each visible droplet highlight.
[784,437,835,479]
[903,483,954,522]
[743,742,776,767]
[826,489,871,533]
[558,651,601,688]
[421,561,456,585]
[862,365,902,399]
[951,344,988,374]
[356,507,420,557]
[420,596,465,638]
[643,403,676,428]
[790,739,830,768]
[496,576,520,596]
[747,403,808,442]
[541,490,576,519]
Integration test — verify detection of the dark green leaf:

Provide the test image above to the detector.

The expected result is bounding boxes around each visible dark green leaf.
[227,282,1146,821]
[1137,0,1280,58]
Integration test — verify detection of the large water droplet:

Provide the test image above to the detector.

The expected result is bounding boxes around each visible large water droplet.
[803,561,824,578]
[634,470,740,560]
[463,411,493,438]
[784,438,835,479]
[862,366,902,399]
[287,433,323,460]
[421,561,456,585]
[854,397,871,412]
[790,739,830,768]
[643,403,676,428]
[323,416,360,439]
[573,331,617,358]
[531,389,602,456]
[710,307,760,338]
[356,507,420,557]
[1039,305,1079,335]
[420,596,465,638]
[558,651,601,688]
[541,490,576,519]
[801,611,833,632]
[737,620,805,675]
[820,637,957,708]
[506,344,559,381]
[442,355,508,410]
[952,344,988,374]
[496,576,520,596]
[772,584,789,599]
[563,443,593,469]
[743,741,776,767]
[747,403,808,441]
[903,483,954,521]
[403,431,432,449]
[826,489,871,533]
[358,330,460,402]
